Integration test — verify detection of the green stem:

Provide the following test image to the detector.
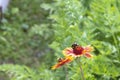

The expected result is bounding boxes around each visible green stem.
[77,58,85,80]
[65,65,68,80]
[80,63,85,80]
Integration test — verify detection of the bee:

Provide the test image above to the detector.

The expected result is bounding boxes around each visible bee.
[57,58,63,62]
[71,43,84,55]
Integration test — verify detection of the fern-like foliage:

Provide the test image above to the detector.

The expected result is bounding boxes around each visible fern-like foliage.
[0,64,39,80]
[42,0,120,79]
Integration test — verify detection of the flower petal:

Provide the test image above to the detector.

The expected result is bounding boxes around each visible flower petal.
[62,48,74,56]
[84,45,94,53]
[51,56,74,70]
[84,53,93,58]
[62,47,84,57]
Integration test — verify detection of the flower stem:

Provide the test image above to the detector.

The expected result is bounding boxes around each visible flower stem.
[65,66,68,80]
[80,62,85,80]
[77,58,85,80]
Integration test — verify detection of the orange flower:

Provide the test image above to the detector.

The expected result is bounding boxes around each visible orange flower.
[51,43,94,70]
[51,56,74,70]
[63,44,93,58]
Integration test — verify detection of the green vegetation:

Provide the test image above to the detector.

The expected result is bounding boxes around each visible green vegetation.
[0,0,120,80]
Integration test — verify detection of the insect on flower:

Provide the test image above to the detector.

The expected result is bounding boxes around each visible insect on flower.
[57,58,63,62]
[51,43,94,70]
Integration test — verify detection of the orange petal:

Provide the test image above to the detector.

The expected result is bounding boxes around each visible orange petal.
[84,45,94,53]
[62,48,76,57]
[84,53,93,58]
[51,56,74,70]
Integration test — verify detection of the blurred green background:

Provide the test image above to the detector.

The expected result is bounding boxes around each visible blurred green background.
[0,0,120,80]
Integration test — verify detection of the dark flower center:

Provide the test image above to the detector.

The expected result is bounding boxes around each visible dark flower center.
[73,46,84,55]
